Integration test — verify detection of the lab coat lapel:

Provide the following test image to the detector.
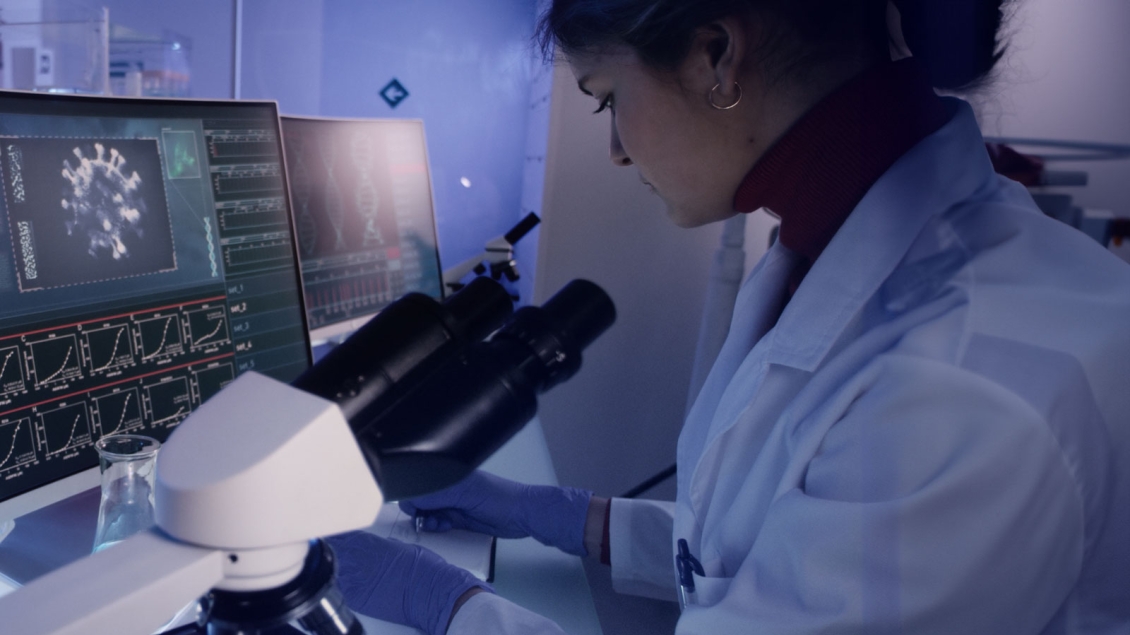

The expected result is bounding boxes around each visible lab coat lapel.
[767,99,991,373]
[677,242,801,520]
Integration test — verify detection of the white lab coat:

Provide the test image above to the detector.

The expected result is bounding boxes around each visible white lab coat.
[450,99,1130,634]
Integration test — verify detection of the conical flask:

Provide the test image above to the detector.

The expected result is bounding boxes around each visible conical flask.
[92,434,160,553]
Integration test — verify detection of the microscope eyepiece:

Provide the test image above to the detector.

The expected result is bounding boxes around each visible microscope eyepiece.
[348,279,616,500]
[291,276,513,422]
[292,276,614,501]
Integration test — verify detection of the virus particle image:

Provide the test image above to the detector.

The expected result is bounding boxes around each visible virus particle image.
[60,143,148,261]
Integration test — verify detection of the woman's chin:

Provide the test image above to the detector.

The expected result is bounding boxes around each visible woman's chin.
[664,202,736,228]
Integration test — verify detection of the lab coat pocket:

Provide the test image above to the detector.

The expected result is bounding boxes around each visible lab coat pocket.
[692,573,733,607]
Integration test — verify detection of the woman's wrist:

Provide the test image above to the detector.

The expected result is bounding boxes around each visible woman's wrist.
[446,587,488,634]
[584,496,610,562]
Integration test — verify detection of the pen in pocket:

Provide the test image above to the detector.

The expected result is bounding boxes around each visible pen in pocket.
[676,538,704,611]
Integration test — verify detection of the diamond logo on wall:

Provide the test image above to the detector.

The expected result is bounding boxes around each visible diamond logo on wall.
[380,79,410,109]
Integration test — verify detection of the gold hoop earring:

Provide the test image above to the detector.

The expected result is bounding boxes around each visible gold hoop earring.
[709,83,742,110]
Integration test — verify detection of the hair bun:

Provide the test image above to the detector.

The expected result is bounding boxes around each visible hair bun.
[894,0,1007,90]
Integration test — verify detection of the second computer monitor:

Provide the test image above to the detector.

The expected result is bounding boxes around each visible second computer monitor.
[280,116,444,342]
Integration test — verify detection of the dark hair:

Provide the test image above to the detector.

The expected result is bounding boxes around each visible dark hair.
[536,0,1009,91]
[894,0,1008,90]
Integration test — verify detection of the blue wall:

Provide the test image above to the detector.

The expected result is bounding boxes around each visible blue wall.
[241,0,542,285]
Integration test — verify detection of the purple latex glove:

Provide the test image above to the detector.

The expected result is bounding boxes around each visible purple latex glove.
[326,530,492,635]
[399,470,593,557]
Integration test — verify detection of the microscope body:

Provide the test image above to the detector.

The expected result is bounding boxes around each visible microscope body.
[157,371,384,590]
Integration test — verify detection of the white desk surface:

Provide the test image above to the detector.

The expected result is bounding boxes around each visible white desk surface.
[0,419,602,635]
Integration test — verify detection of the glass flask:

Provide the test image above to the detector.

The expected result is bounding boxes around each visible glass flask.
[92,434,160,553]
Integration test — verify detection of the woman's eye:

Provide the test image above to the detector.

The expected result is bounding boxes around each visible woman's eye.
[593,94,614,115]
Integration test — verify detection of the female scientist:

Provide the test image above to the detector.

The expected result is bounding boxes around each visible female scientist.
[327,0,1130,633]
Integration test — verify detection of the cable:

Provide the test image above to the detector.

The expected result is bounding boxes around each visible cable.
[620,463,677,499]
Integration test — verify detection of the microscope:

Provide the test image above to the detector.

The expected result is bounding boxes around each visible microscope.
[0,276,615,635]
[442,213,541,298]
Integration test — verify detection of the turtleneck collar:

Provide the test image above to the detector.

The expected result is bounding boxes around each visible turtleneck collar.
[733,58,951,263]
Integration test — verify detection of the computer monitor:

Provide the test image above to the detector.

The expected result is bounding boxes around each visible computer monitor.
[0,91,312,527]
[279,116,443,343]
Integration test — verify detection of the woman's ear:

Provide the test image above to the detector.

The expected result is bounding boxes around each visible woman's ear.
[682,17,750,103]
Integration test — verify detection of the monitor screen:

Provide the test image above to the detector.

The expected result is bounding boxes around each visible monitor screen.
[0,92,312,523]
[280,116,443,342]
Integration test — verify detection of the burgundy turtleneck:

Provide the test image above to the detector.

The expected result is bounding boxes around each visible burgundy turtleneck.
[733,58,951,267]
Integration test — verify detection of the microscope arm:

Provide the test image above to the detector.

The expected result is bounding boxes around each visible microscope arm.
[442,238,514,290]
[0,529,224,635]
[442,213,541,291]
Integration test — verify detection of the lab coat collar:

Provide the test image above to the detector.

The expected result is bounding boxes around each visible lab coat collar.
[763,99,996,372]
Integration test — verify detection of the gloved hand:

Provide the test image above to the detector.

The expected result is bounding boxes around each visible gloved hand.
[326,531,492,635]
[399,470,593,557]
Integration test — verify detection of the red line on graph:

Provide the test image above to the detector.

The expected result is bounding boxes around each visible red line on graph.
[0,352,234,419]
[0,296,226,343]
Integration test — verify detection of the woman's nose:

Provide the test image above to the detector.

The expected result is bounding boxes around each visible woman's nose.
[610,119,632,167]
